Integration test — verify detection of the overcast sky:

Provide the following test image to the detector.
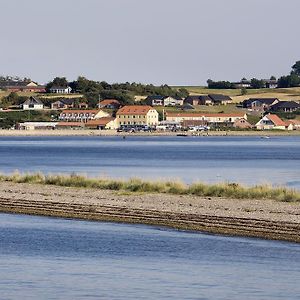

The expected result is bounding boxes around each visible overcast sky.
[1,0,299,85]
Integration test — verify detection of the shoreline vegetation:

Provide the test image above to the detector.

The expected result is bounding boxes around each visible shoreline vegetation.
[0,173,299,243]
[1,172,300,202]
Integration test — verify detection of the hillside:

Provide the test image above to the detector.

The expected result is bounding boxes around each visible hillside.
[173,86,300,103]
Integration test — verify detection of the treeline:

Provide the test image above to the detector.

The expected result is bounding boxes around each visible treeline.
[207,60,300,89]
[206,77,276,89]
[0,75,32,83]
[47,76,189,107]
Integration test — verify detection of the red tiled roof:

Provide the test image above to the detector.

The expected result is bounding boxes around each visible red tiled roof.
[286,119,300,125]
[166,112,246,118]
[266,114,287,126]
[100,99,120,106]
[117,105,154,115]
[85,118,115,126]
[56,122,84,127]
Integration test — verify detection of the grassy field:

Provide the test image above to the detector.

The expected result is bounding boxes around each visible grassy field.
[173,86,300,103]
[1,172,299,202]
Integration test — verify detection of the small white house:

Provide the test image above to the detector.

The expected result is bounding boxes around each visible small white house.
[50,86,72,94]
[163,96,183,106]
[22,97,44,110]
[255,114,287,130]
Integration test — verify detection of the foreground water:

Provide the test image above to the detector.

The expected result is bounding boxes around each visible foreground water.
[0,135,300,188]
[0,213,299,300]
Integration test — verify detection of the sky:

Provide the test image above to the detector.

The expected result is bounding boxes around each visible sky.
[1,0,300,85]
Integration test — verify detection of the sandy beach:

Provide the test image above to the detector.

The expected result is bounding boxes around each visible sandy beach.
[0,181,299,243]
[0,129,300,137]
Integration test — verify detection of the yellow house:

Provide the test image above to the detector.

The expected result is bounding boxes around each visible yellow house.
[116,106,159,126]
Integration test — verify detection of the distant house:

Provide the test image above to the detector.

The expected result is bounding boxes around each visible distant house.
[145,95,164,106]
[51,98,76,110]
[242,98,279,111]
[233,118,253,129]
[59,109,110,123]
[255,114,287,130]
[16,122,57,130]
[269,101,300,113]
[85,117,118,130]
[163,96,183,106]
[98,99,121,109]
[116,105,159,126]
[49,86,72,94]
[285,119,300,130]
[232,80,252,89]
[184,95,212,106]
[0,81,46,93]
[22,96,44,110]
[208,94,232,105]
[263,79,278,89]
[184,96,201,106]
[146,96,183,106]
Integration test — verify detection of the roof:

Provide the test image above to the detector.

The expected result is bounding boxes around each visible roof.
[266,114,287,126]
[99,99,120,106]
[146,95,164,101]
[117,105,154,115]
[199,95,212,101]
[286,119,300,125]
[0,81,36,88]
[271,101,300,109]
[208,94,232,101]
[53,99,75,105]
[85,118,115,126]
[22,96,43,105]
[60,110,100,114]
[56,122,84,127]
[166,112,246,118]
[248,98,278,105]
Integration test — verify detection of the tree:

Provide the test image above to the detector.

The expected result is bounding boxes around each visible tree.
[250,78,265,89]
[277,74,300,88]
[270,76,276,81]
[46,77,69,92]
[241,88,248,95]
[291,61,300,76]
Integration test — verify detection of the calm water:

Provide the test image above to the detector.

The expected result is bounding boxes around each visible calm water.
[0,213,299,300]
[0,135,300,188]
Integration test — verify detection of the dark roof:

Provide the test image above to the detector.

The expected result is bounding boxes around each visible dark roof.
[22,96,43,105]
[185,96,200,100]
[182,103,195,110]
[199,95,211,101]
[248,98,278,105]
[0,81,33,88]
[208,94,232,101]
[50,86,70,90]
[61,98,75,105]
[146,95,164,101]
[270,101,300,110]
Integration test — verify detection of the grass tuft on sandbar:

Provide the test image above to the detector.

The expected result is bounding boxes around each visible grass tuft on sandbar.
[0,172,299,202]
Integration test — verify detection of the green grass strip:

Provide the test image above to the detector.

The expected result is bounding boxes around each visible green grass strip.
[0,172,299,202]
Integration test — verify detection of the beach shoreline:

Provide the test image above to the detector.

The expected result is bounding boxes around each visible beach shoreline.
[0,181,299,243]
[0,129,300,137]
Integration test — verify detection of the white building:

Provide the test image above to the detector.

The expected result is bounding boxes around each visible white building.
[49,86,72,94]
[22,97,44,110]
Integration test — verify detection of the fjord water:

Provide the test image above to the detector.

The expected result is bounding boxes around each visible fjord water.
[0,135,300,188]
[1,213,300,300]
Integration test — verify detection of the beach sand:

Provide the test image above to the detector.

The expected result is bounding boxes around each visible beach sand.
[0,181,299,242]
[0,129,300,137]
